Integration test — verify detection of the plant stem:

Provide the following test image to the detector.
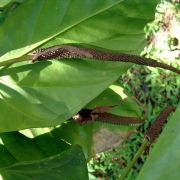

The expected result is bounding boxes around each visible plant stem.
[0,55,31,68]
[120,138,149,180]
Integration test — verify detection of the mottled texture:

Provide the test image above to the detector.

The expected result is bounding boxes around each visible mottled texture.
[96,113,142,126]
[146,106,175,143]
[73,108,142,126]
[32,45,180,74]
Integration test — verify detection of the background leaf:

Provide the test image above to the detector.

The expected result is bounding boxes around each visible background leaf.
[0,145,88,180]
[0,0,158,131]
[0,0,122,61]
[0,131,70,162]
[50,83,144,156]
[137,103,180,180]
[0,0,26,24]
[0,62,129,132]
[0,130,88,179]
[18,83,143,159]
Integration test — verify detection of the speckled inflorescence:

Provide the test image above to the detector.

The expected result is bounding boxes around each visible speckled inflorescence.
[73,108,143,126]
[32,45,180,74]
[96,113,143,126]
[146,106,175,143]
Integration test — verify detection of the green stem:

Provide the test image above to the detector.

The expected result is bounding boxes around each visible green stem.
[120,138,149,180]
[0,55,31,68]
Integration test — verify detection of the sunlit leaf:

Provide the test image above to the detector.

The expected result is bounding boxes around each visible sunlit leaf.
[0,0,158,132]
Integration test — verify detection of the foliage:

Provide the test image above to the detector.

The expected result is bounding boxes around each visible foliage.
[1,0,179,180]
[89,1,180,179]
[0,0,155,132]
[137,103,180,180]
[0,144,88,180]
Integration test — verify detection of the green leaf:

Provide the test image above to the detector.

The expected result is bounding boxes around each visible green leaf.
[0,0,26,24]
[51,121,94,160]
[0,0,25,8]
[0,61,128,132]
[0,130,89,178]
[0,62,143,132]
[0,0,123,61]
[0,132,45,161]
[0,0,158,132]
[0,145,88,180]
[58,1,159,53]
[0,131,70,162]
[0,0,158,61]
[0,82,143,178]
[51,83,144,157]
[137,103,180,180]
[0,144,17,168]
[86,83,142,118]
[0,0,13,8]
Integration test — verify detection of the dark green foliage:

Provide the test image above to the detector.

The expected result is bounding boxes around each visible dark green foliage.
[2,0,179,180]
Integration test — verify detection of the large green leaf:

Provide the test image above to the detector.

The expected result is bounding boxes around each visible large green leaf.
[0,0,13,8]
[0,0,158,132]
[0,63,144,132]
[51,83,145,157]
[51,121,94,160]
[0,131,70,163]
[19,83,144,159]
[137,103,180,180]
[0,145,88,180]
[0,0,158,61]
[0,0,25,8]
[0,61,129,132]
[0,83,144,178]
[0,131,88,179]
[58,0,159,53]
[0,0,26,24]
[0,0,122,61]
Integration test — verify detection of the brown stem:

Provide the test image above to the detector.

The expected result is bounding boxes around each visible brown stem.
[146,106,175,143]
[120,106,175,179]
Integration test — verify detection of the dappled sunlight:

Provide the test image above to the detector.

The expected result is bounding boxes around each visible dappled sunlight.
[0,174,3,180]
